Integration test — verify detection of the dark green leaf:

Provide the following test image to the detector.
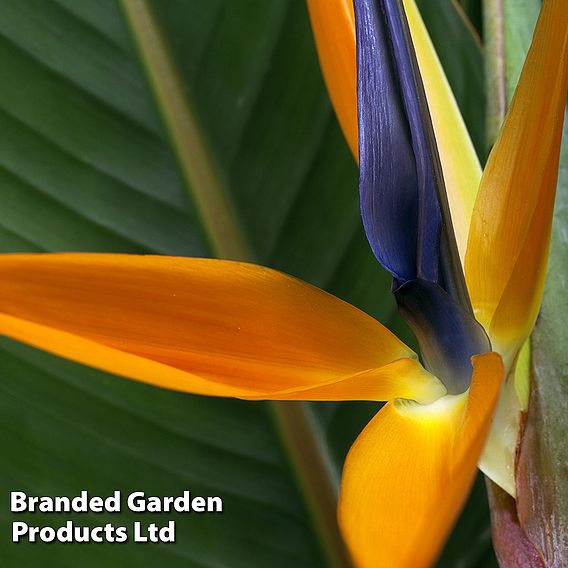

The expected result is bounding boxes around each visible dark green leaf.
[459,0,484,35]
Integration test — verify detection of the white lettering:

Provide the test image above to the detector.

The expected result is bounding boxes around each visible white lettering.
[160,521,175,542]
[105,491,121,512]
[39,526,56,542]
[146,496,161,513]
[133,521,147,542]
[12,522,28,542]
[192,497,205,512]
[207,496,223,512]
[10,492,27,513]
[127,492,145,513]
[133,521,175,542]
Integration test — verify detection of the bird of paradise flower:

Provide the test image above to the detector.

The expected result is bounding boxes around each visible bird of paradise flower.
[0,0,566,567]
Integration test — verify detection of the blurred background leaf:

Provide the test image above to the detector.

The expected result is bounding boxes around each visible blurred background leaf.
[503,0,540,103]
[459,0,483,35]
[0,0,495,566]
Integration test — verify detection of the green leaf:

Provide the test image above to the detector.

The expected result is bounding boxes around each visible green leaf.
[483,0,540,148]
[459,0,483,35]
[0,0,495,566]
[503,0,541,103]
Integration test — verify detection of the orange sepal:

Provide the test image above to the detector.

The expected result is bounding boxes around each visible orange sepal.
[338,352,503,568]
[465,0,568,361]
[0,253,444,403]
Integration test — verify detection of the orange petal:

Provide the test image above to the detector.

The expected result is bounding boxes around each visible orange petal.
[0,253,444,403]
[338,352,503,568]
[306,0,358,160]
[465,0,568,363]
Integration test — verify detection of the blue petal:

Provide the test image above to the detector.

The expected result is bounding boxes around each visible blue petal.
[355,0,441,284]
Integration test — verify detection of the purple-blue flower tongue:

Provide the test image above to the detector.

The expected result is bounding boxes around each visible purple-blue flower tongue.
[354,0,489,392]
[355,0,441,285]
[396,281,490,393]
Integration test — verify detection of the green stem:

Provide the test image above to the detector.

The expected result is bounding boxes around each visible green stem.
[272,402,352,568]
[483,0,507,150]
